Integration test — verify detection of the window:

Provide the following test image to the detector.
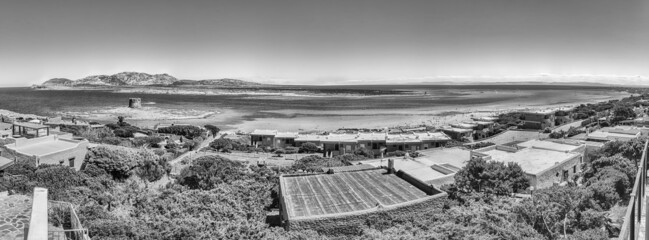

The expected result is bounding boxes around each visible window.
[334,144,339,151]
[59,160,64,165]
[573,165,577,173]
[556,172,559,177]
[372,143,378,149]
[359,144,365,148]
[69,157,75,168]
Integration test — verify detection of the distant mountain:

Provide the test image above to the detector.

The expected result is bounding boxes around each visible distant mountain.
[173,78,262,87]
[40,72,262,88]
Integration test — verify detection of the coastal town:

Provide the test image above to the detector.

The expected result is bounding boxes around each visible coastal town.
[1,0,648,239]
[2,92,649,239]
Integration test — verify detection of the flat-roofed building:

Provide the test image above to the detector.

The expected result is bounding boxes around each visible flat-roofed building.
[250,129,278,147]
[322,133,358,156]
[441,127,473,141]
[386,133,422,152]
[472,116,499,122]
[521,110,556,130]
[360,147,470,187]
[356,132,387,154]
[279,167,447,235]
[274,132,298,148]
[1,134,89,171]
[471,139,584,189]
[294,134,325,148]
[414,132,451,149]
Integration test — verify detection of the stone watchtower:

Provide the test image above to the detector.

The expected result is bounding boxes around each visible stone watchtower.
[128,98,142,108]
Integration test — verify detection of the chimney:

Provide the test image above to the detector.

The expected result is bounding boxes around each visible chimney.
[387,159,395,174]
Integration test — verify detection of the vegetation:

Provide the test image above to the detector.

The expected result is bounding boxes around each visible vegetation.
[454,157,529,196]
[157,125,204,139]
[204,124,220,136]
[298,142,320,153]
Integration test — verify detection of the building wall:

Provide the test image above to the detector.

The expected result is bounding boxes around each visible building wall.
[274,138,296,149]
[532,154,582,189]
[251,135,275,147]
[521,113,555,129]
[36,139,89,171]
[284,193,447,236]
[323,142,357,156]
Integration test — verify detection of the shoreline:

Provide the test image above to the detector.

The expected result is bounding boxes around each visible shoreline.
[1,88,632,132]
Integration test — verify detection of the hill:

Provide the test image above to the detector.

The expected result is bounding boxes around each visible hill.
[40,72,262,88]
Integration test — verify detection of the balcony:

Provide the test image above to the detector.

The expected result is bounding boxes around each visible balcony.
[23,188,90,240]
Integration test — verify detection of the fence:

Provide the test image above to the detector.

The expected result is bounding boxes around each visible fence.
[618,140,649,240]
[46,200,90,240]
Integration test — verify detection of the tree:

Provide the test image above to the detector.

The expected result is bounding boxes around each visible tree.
[454,157,529,195]
[513,186,606,239]
[612,104,636,122]
[204,124,220,136]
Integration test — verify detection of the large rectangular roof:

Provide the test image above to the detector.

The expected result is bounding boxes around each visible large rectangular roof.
[516,139,582,152]
[478,148,580,175]
[6,139,81,157]
[321,134,359,143]
[280,169,428,219]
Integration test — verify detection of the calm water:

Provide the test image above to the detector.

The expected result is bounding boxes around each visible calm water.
[0,85,627,120]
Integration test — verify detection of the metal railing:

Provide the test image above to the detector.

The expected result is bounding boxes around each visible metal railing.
[47,200,90,240]
[618,140,649,240]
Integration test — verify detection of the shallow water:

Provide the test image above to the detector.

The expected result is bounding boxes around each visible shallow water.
[0,85,630,131]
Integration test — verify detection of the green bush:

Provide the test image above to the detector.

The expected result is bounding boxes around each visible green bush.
[85,145,167,181]
[158,125,204,139]
[299,142,319,153]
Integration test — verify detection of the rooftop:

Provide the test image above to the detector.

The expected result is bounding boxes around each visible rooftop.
[442,127,473,133]
[516,139,583,152]
[250,129,278,136]
[450,123,477,129]
[477,147,580,175]
[6,138,84,157]
[523,109,556,115]
[321,134,359,143]
[361,147,470,183]
[295,134,326,142]
[587,131,640,141]
[0,156,14,170]
[275,132,298,138]
[322,164,376,173]
[12,122,50,129]
[280,169,429,219]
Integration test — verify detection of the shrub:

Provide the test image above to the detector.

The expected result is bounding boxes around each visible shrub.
[284,147,299,154]
[158,125,204,139]
[292,155,350,172]
[85,145,167,181]
[299,142,319,153]
[177,155,249,190]
[353,147,375,158]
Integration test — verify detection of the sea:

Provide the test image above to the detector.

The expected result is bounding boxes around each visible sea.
[0,85,631,131]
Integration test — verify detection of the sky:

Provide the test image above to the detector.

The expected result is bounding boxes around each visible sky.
[0,0,648,86]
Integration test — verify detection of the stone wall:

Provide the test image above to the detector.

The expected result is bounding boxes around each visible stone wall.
[533,154,581,189]
[285,193,447,236]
